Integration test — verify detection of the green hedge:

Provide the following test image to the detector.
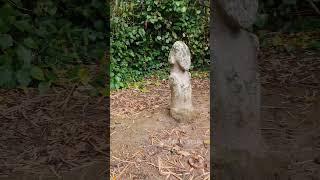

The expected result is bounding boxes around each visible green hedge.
[0,0,108,93]
[255,0,320,32]
[110,0,210,89]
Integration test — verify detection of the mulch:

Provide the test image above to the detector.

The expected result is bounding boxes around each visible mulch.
[111,126,210,180]
[110,76,209,119]
[0,33,319,179]
[259,47,320,178]
[110,77,210,180]
[0,86,109,178]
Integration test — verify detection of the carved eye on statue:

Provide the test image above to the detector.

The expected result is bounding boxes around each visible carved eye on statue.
[173,46,179,53]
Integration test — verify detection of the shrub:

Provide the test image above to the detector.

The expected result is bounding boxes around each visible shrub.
[0,0,108,93]
[110,0,210,89]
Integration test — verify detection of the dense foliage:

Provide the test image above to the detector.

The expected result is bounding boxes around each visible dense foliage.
[1,0,318,92]
[255,0,320,32]
[0,0,108,93]
[111,0,210,89]
[254,0,320,52]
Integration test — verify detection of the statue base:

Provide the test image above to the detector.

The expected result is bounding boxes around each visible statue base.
[170,107,196,123]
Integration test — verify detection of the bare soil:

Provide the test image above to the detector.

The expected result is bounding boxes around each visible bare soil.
[110,78,210,179]
[110,47,320,179]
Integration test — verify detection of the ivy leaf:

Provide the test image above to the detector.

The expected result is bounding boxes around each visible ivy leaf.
[310,41,320,49]
[16,45,32,66]
[94,20,104,31]
[0,34,13,49]
[16,68,31,87]
[46,70,57,82]
[99,87,110,97]
[78,68,90,85]
[0,4,15,18]
[0,67,15,88]
[181,7,187,13]
[31,66,45,80]
[255,14,268,28]
[23,37,38,49]
[91,0,102,8]
[14,20,32,32]
[11,0,22,6]
[48,6,57,15]
[138,28,145,37]
[38,81,51,95]
[0,19,10,33]
[0,54,11,66]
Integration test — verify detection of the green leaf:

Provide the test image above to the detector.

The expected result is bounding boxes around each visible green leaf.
[91,0,103,8]
[181,7,187,13]
[94,20,104,31]
[11,0,22,6]
[310,41,320,49]
[255,14,268,28]
[138,28,145,36]
[16,45,32,66]
[78,68,90,85]
[48,6,57,15]
[31,66,45,80]
[0,19,10,33]
[46,70,57,82]
[23,37,38,49]
[16,68,31,87]
[14,20,32,32]
[0,4,15,18]
[0,67,15,88]
[0,34,13,49]
[38,81,51,95]
[99,87,110,97]
[0,54,11,66]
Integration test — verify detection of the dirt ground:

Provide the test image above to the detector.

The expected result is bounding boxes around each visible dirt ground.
[110,77,210,179]
[0,43,319,179]
[110,48,320,179]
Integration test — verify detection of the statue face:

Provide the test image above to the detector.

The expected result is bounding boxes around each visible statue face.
[168,41,191,71]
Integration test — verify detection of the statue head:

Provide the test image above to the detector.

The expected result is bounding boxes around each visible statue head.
[168,41,191,71]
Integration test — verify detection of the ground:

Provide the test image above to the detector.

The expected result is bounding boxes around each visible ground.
[110,77,210,179]
[0,41,319,179]
[258,48,320,179]
[0,86,109,179]
[110,47,320,179]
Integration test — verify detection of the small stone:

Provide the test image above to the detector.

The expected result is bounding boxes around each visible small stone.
[203,139,210,145]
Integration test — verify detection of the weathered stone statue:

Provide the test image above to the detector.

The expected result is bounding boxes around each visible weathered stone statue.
[168,41,194,123]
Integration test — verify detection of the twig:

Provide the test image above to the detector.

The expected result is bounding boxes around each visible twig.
[116,163,131,179]
[59,83,78,110]
[87,140,108,156]
[111,156,136,164]
[306,0,320,15]
[49,165,61,179]
[262,105,289,109]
